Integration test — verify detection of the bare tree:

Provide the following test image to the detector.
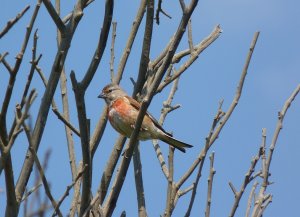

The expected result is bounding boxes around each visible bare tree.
[0,1,299,217]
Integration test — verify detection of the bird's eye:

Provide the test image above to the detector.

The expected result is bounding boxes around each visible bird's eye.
[108,89,113,93]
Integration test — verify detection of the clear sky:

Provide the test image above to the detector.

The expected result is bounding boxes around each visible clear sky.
[1,0,300,216]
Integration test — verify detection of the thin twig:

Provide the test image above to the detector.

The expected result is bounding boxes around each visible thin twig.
[4,90,37,156]
[29,147,63,217]
[110,22,117,82]
[165,146,175,216]
[251,83,300,217]
[69,161,83,217]
[34,64,80,136]
[56,0,78,186]
[155,0,172,25]
[157,25,222,93]
[52,164,87,217]
[228,141,262,217]
[16,0,90,211]
[133,143,148,217]
[205,152,216,217]
[0,52,9,64]
[187,19,194,53]
[21,183,43,202]
[114,0,148,83]
[1,0,42,146]
[153,78,181,181]
[52,108,80,136]
[0,5,30,39]
[8,32,41,143]
[245,181,259,217]
[177,32,260,189]
[184,151,206,217]
[80,0,114,90]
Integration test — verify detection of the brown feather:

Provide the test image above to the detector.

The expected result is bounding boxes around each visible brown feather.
[124,96,171,136]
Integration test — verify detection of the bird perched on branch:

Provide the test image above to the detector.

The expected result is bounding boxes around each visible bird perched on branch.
[98,83,193,153]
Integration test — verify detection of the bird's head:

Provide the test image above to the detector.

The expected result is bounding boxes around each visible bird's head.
[98,83,127,105]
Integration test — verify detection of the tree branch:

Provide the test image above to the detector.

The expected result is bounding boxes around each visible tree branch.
[251,83,300,217]
[29,147,63,217]
[41,0,66,33]
[34,64,80,137]
[177,32,260,189]
[110,22,117,82]
[0,5,30,39]
[70,71,92,216]
[52,164,87,217]
[205,152,216,217]
[114,0,148,83]
[157,25,222,93]
[80,0,114,90]
[16,0,89,213]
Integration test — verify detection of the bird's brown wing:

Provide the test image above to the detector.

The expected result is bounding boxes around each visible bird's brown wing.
[125,96,171,136]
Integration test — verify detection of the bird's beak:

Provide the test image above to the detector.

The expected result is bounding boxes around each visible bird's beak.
[98,93,105,99]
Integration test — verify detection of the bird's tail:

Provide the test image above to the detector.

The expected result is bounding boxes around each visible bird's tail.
[159,133,193,153]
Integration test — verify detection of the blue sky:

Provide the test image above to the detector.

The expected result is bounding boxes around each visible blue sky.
[1,0,300,216]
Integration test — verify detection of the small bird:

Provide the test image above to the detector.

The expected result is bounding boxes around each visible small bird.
[98,83,193,153]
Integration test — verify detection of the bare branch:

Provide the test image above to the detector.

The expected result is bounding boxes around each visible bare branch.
[69,161,83,217]
[153,78,180,180]
[228,137,263,217]
[184,152,206,217]
[52,164,87,217]
[133,143,148,217]
[1,0,42,146]
[175,184,194,206]
[178,32,260,189]
[177,98,223,189]
[80,0,114,90]
[70,71,92,216]
[179,0,186,12]
[205,152,216,217]
[114,0,148,83]
[152,139,169,179]
[252,83,300,217]
[7,30,40,143]
[55,0,78,184]
[133,0,154,97]
[131,2,155,215]
[35,64,80,137]
[21,183,43,202]
[4,90,37,156]
[16,0,90,209]
[110,22,117,82]
[0,5,30,39]
[29,147,63,217]
[52,107,80,136]
[155,0,172,25]
[157,25,222,93]
[187,19,194,53]
[229,182,237,197]
[41,0,66,33]
[0,52,9,64]
[165,146,175,216]
[245,181,259,217]
[0,54,13,74]
[90,107,109,158]
[87,137,126,212]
